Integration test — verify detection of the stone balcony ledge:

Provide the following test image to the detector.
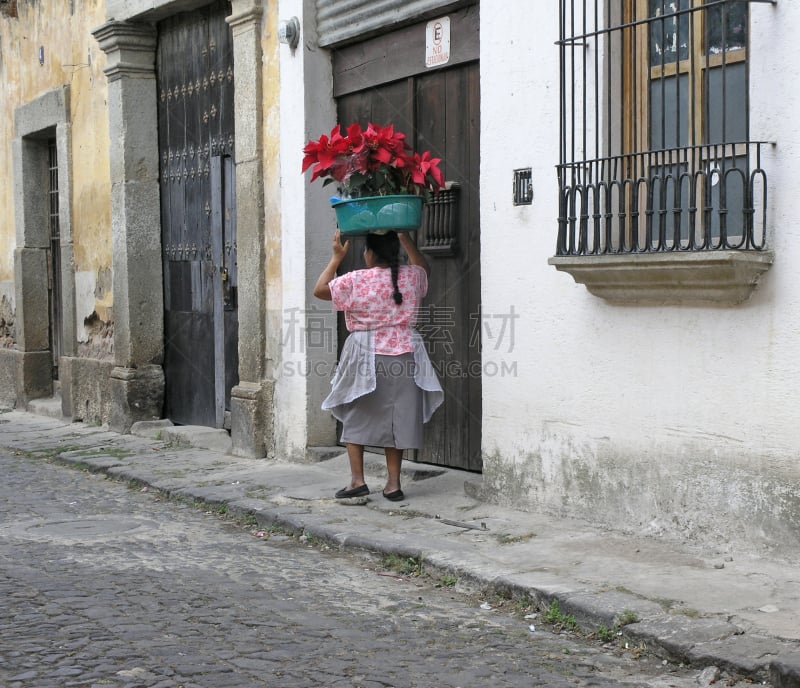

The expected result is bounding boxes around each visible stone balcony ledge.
[548,250,774,306]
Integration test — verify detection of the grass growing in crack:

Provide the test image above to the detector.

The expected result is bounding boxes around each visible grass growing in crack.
[99,448,132,459]
[514,594,535,615]
[74,447,134,460]
[470,589,536,619]
[617,609,640,626]
[382,554,425,577]
[151,431,191,451]
[437,575,458,588]
[596,625,615,643]
[23,445,136,474]
[158,492,267,530]
[300,531,320,546]
[543,600,580,633]
[239,513,259,527]
[497,532,537,544]
[24,445,84,461]
[673,606,700,619]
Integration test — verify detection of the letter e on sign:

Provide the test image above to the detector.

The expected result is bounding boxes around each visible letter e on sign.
[425,17,451,68]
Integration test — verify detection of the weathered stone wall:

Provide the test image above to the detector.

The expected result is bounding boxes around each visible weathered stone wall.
[77,311,114,360]
[0,0,112,364]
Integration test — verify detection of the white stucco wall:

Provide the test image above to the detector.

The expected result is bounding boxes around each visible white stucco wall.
[479,2,799,551]
[274,0,338,460]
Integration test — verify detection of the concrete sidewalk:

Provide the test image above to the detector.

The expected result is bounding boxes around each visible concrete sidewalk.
[2,408,799,686]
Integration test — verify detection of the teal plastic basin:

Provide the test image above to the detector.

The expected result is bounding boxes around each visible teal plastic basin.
[331,195,423,235]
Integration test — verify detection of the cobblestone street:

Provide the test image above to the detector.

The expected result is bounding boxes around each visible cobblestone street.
[0,450,738,688]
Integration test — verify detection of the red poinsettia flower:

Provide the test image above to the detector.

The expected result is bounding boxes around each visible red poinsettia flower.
[342,123,364,158]
[409,150,445,189]
[302,121,445,199]
[301,125,350,182]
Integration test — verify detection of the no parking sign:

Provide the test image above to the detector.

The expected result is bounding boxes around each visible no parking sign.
[425,17,451,68]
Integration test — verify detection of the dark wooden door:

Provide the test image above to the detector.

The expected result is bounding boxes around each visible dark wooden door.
[337,60,481,472]
[157,1,238,428]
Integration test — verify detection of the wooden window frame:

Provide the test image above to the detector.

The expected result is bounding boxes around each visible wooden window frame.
[551,0,772,304]
[629,1,748,156]
[623,1,751,244]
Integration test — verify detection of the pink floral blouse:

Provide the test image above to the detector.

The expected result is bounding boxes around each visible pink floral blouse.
[329,264,427,355]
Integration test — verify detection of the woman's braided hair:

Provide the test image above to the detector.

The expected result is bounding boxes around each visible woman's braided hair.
[365,231,402,305]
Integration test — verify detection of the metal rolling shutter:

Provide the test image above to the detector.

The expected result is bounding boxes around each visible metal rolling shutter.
[316,0,474,47]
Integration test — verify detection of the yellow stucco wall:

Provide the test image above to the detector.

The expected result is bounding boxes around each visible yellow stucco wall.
[0,0,111,315]
[262,2,282,364]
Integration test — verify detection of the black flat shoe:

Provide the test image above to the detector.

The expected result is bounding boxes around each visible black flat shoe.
[335,484,370,499]
[382,489,404,502]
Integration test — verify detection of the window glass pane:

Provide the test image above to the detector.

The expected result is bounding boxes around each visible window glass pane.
[649,0,691,66]
[650,73,689,149]
[706,1,748,54]
[706,62,747,144]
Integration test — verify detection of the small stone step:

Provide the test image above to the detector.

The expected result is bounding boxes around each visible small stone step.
[26,394,66,420]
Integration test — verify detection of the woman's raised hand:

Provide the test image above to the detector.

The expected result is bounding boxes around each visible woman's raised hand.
[398,231,415,250]
[398,231,430,276]
[333,229,350,260]
[313,230,350,301]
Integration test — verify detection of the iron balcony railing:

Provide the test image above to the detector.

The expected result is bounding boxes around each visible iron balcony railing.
[556,142,768,254]
[556,0,771,257]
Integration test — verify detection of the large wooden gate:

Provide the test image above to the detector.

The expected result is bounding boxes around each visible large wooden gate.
[156,1,238,428]
[334,8,481,471]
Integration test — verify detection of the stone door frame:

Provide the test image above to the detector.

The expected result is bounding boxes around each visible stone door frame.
[93,0,270,456]
[11,86,77,409]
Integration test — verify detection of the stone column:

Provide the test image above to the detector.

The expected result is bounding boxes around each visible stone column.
[227,0,273,458]
[93,21,165,433]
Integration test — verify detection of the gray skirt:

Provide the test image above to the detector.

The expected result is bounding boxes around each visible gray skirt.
[338,353,424,449]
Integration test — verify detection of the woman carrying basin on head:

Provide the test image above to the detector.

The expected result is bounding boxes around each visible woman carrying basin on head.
[313,229,443,502]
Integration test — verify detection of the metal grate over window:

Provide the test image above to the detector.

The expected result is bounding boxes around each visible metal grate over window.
[556,0,772,257]
[48,138,62,379]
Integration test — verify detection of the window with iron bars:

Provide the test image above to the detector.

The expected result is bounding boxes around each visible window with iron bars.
[556,0,770,257]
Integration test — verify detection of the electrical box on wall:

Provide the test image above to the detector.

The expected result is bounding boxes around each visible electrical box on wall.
[513,168,533,205]
[278,17,300,49]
